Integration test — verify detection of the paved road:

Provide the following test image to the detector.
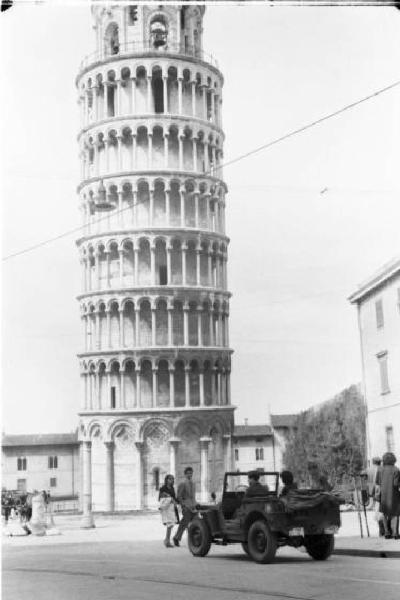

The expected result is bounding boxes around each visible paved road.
[3,539,400,600]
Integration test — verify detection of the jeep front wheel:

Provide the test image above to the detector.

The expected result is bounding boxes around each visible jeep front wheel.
[247,520,277,564]
[304,534,334,560]
[241,542,250,556]
[188,517,212,557]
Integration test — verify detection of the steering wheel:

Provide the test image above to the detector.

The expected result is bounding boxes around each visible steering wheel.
[235,484,248,493]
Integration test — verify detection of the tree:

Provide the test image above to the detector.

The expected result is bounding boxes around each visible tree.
[283,384,366,487]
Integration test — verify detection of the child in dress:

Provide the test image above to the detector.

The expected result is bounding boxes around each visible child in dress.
[158,474,179,548]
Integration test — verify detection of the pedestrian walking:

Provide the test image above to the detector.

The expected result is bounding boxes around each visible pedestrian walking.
[158,474,179,548]
[367,457,385,536]
[173,466,197,547]
[375,452,400,539]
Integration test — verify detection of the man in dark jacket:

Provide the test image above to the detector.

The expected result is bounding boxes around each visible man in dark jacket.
[245,471,269,497]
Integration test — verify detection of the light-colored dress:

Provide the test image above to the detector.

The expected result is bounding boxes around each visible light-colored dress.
[159,496,177,527]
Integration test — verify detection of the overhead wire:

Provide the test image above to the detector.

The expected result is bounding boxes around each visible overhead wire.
[3,78,400,262]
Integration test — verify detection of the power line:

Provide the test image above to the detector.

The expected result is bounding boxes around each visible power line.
[3,78,400,262]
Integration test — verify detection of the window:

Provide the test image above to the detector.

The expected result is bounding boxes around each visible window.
[153,467,160,491]
[17,457,27,471]
[375,299,384,328]
[48,456,58,469]
[49,478,57,488]
[234,448,239,461]
[111,386,116,409]
[386,426,395,452]
[255,448,264,461]
[17,479,27,492]
[377,352,390,394]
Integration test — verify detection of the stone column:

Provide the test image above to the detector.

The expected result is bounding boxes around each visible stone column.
[148,133,153,170]
[119,249,124,286]
[169,367,175,406]
[152,368,157,407]
[80,440,95,528]
[135,442,144,509]
[191,81,196,116]
[178,77,183,115]
[183,304,189,346]
[105,252,111,288]
[95,311,100,349]
[196,247,201,285]
[200,437,211,503]
[199,370,205,406]
[119,310,124,347]
[197,308,203,346]
[115,79,122,115]
[217,370,222,405]
[205,195,211,230]
[151,307,156,346]
[163,76,168,113]
[178,135,183,171]
[165,188,171,225]
[104,441,115,512]
[118,191,123,228]
[117,134,123,171]
[223,434,233,473]
[134,247,139,285]
[164,133,169,169]
[131,134,137,171]
[166,245,172,284]
[180,189,185,226]
[226,370,231,405]
[147,75,152,112]
[150,243,156,285]
[103,82,109,119]
[135,308,140,347]
[192,137,198,171]
[194,193,199,228]
[202,85,207,120]
[184,365,190,407]
[135,367,141,407]
[208,251,212,286]
[204,140,209,173]
[106,308,111,348]
[167,303,173,346]
[209,311,214,346]
[169,438,180,478]
[120,368,125,408]
[182,245,187,285]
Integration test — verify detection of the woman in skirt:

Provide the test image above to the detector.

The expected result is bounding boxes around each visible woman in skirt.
[158,474,179,547]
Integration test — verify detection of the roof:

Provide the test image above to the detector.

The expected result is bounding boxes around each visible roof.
[349,256,400,304]
[233,425,272,438]
[2,432,79,448]
[270,414,297,428]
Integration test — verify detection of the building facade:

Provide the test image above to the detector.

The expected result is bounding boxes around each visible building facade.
[349,257,400,460]
[233,416,296,473]
[76,5,234,518]
[1,433,80,505]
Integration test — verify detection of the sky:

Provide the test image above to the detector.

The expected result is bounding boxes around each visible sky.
[1,2,400,434]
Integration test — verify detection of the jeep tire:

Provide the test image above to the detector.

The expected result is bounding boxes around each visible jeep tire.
[241,542,250,556]
[247,520,277,564]
[188,517,212,557]
[304,534,334,560]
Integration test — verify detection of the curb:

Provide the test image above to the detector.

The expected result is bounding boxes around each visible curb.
[334,548,400,558]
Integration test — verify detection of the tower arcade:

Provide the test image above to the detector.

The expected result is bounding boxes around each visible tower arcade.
[76,5,234,519]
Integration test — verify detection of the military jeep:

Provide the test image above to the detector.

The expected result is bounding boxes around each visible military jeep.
[188,471,342,564]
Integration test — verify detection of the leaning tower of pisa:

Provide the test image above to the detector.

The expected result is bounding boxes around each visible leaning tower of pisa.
[76,4,234,522]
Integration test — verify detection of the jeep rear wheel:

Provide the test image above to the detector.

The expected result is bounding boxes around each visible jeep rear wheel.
[247,520,277,564]
[188,517,212,557]
[304,534,334,560]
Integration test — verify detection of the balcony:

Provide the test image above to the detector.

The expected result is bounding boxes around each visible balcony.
[79,41,220,74]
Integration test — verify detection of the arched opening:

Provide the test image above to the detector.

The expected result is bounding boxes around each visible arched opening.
[174,360,185,407]
[104,22,119,56]
[150,17,168,48]
[155,300,168,345]
[139,300,152,346]
[140,360,153,408]
[189,360,200,406]
[152,68,164,113]
[110,361,120,408]
[172,301,184,345]
[157,360,169,407]
[204,360,212,405]
[155,239,167,285]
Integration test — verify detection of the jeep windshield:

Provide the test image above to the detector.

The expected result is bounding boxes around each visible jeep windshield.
[224,471,279,494]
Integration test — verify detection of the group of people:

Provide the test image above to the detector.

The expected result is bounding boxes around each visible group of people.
[368,452,400,539]
[157,467,298,547]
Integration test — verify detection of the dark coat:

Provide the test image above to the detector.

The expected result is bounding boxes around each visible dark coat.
[376,465,400,516]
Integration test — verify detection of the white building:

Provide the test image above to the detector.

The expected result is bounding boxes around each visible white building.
[76,5,233,521]
[233,415,296,473]
[349,257,400,460]
[1,433,80,505]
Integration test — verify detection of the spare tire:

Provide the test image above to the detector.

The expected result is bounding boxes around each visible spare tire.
[188,517,212,557]
[304,534,334,560]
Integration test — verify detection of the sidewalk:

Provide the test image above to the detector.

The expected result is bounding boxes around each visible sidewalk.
[2,510,400,557]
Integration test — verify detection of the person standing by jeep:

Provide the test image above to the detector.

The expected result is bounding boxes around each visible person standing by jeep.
[173,466,197,547]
